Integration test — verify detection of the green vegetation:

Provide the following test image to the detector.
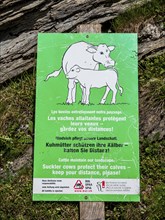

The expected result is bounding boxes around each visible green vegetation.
[112,0,165,32]
[0,72,35,167]
[139,54,165,85]
[0,54,164,219]
[0,0,165,218]
[139,54,165,108]
[0,166,79,220]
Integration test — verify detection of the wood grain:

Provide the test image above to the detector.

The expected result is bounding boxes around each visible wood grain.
[78,23,105,220]
[0,0,154,83]
[80,202,105,220]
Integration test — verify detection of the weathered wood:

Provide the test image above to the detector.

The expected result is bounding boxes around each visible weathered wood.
[77,24,101,33]
[0,0,153,84]
[138,38,165,60]
[78,23,105,220]
[80,202,105,220]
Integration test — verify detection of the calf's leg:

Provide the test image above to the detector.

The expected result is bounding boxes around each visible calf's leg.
[66,79,76,104]
[71,83,76,103]
[110,85,117,104]
[80,85,86,104]
[85,87,90,105]
[100,87,110,104]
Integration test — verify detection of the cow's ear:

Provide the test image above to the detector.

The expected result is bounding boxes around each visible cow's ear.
[108,46,115,51]
[86,46,97,53]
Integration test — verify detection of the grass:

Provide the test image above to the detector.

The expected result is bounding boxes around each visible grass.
[0,166,79,220]
[0,138,164,219]
[0,0,165,218]
[139,54,165,108]
[0,54,164,219]
[111,0,165,32]
[0,71,35,168]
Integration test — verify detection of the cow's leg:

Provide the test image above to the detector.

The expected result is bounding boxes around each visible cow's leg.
[66,79,75,104]
[85,87,90,105]
[100,87,110,104]
[110,85,117,104]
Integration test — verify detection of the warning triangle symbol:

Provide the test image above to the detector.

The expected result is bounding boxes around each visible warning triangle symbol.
[74,180,84,189]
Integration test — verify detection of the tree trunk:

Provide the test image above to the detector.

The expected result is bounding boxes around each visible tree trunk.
[1,0,164,84]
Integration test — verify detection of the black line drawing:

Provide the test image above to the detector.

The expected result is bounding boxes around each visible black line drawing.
[66,65,123,105]
[45,41,118,104]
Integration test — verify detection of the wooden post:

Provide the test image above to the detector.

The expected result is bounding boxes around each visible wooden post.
[77,23,105,220]
[80,202,105,220]
[77,24,102,33]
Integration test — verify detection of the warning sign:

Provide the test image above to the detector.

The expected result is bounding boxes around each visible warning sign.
[74,180,84,189]
[33,33,140,202]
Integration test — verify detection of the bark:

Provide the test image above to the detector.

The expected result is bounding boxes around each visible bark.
[0,0,156,84]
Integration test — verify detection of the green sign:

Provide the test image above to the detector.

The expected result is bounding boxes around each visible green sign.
[33,33,140,201]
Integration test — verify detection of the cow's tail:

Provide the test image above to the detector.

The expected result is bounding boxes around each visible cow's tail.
[45,68,62,81]
[117,80,123,96]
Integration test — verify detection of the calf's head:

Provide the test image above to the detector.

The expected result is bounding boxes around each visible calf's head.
[66,65,81,79]
[87,44,115,68]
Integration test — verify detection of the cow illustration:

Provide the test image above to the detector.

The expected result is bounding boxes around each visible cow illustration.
[66,65,123,105]
[45,41,115,104]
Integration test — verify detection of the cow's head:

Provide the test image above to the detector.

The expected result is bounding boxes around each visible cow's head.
[87,44,115,68]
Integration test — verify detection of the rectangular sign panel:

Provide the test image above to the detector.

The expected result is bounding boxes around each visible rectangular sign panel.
[33,33,140,201]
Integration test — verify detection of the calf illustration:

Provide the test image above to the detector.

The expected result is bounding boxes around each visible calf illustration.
[45,41,115,104]
[66,65,123,105]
